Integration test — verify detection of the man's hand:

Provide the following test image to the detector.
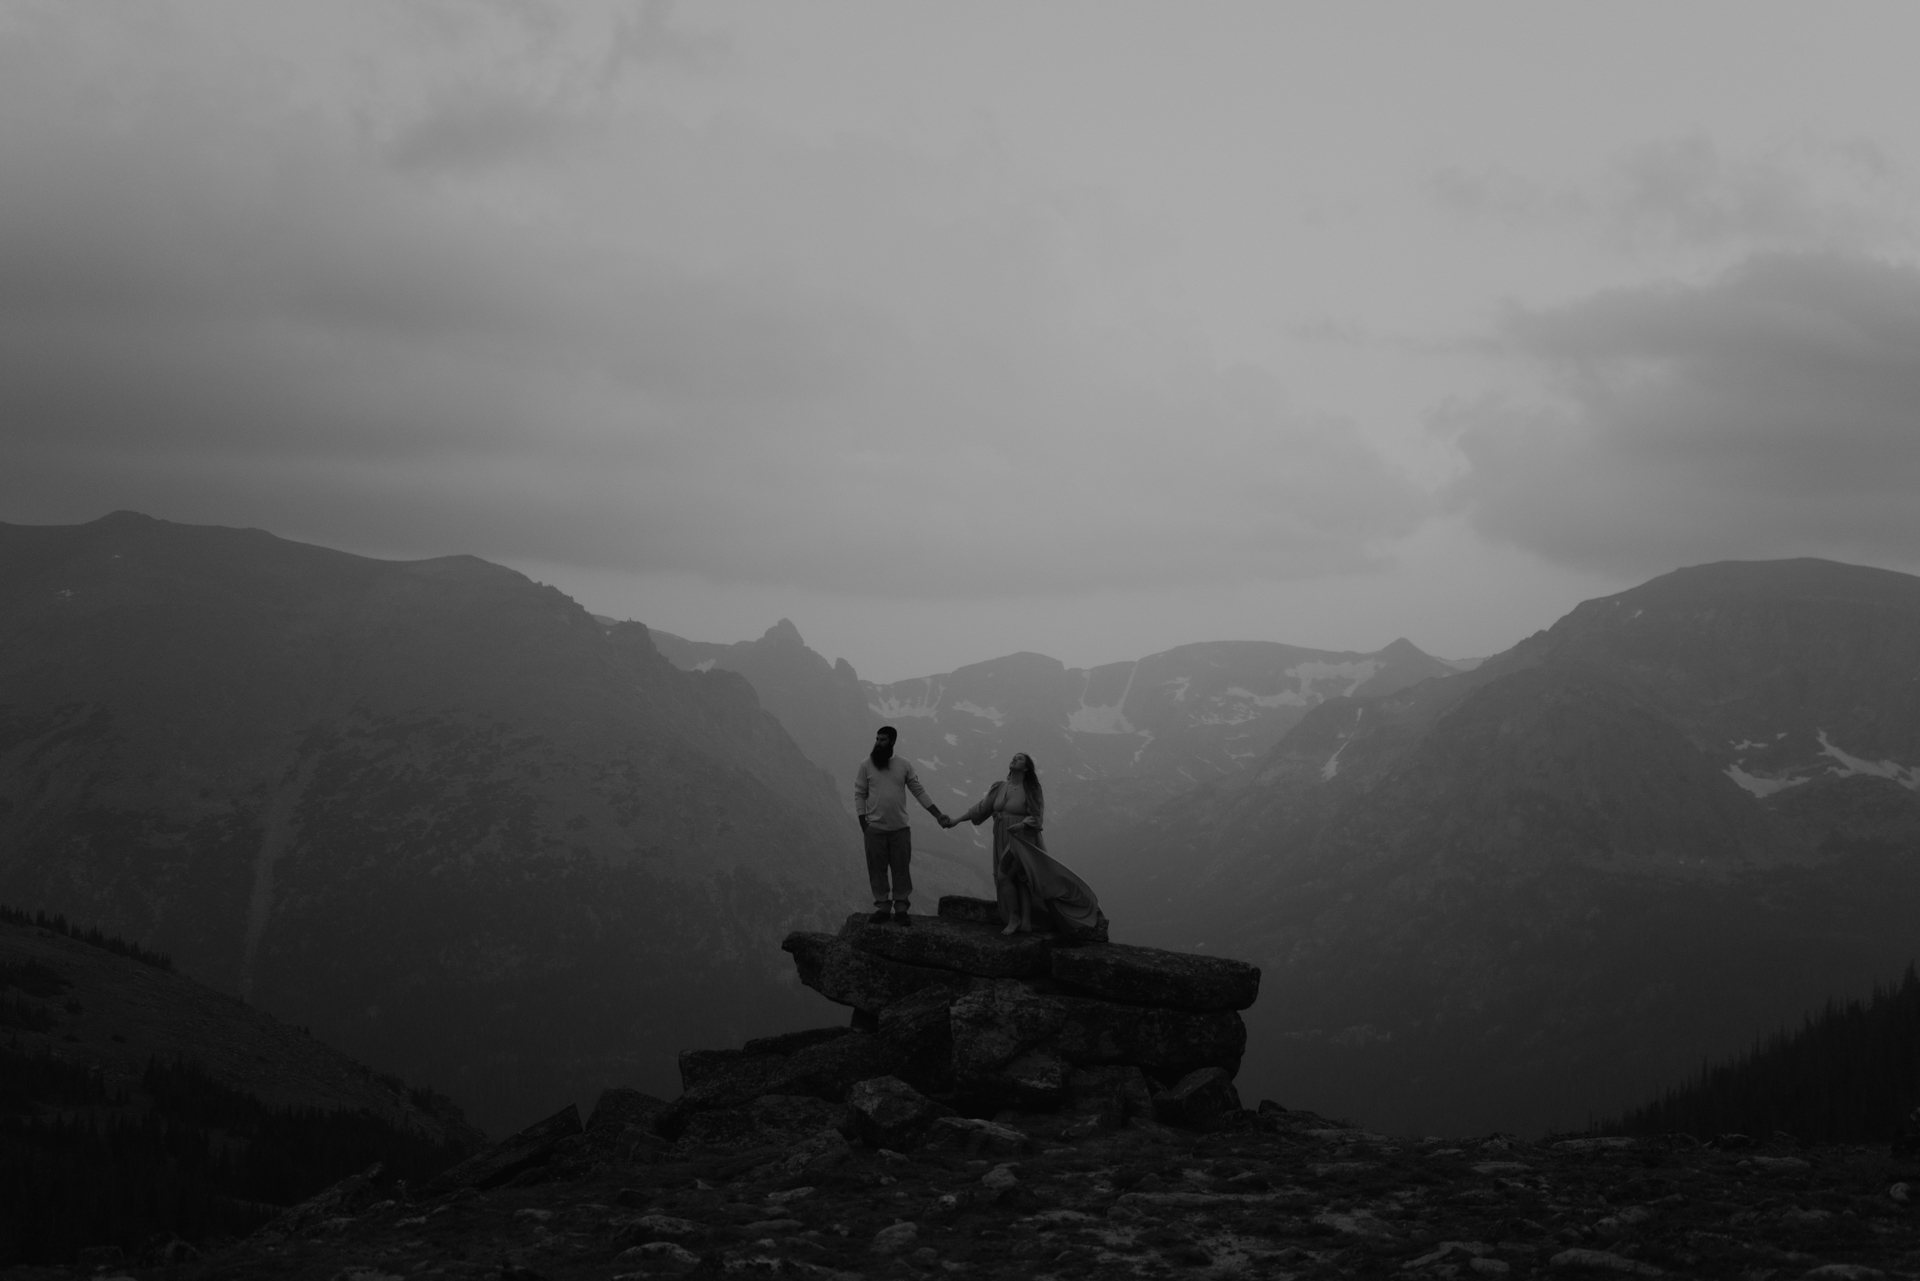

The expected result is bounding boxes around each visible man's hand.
[938,814,956,829]
[858,815,869,833]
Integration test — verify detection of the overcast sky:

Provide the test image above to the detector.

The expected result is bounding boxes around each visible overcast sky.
[5,2,1920,680]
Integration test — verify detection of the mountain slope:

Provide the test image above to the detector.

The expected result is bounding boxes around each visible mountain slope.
[646,621,1455,879]
[1115,558,1920,1136]
[0,513,859,1131]
[1,912,480,1265]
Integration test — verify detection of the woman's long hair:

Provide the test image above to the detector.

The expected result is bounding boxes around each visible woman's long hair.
[1016,754,1042,811]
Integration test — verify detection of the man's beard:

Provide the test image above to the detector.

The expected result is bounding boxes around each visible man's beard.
[870,743,894,766]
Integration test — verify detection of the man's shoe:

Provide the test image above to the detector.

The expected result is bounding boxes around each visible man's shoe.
[868,909,892,926]
[893,910,912,927]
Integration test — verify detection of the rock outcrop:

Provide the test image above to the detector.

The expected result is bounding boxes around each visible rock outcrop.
[732,895,1257,1136]
[577,896,1259,1168]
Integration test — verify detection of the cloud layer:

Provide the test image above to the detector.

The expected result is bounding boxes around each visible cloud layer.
[1451,251,1920,575]
[0,1,1425,598]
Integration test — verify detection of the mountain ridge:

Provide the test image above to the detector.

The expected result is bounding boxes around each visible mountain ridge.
[0,512,867,1132]
[1105,557,1920,1135]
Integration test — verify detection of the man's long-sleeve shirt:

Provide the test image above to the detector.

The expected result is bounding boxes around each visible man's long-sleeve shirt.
[853,756,937,831]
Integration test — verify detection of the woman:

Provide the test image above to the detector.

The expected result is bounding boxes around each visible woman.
[946,753,1108,939]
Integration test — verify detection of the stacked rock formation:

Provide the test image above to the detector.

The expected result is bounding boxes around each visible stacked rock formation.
[654,896,1260,1146]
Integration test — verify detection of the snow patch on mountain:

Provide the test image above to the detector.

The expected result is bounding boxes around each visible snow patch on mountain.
[1817,731,1920,790]
[871,684,943,719]
[952,701,1005,727]
[1069,661,1140,733]
[1725,763,1811,798]
[1322,708,1364,780]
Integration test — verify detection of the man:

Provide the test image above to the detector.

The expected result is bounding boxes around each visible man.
[853,725,949,925]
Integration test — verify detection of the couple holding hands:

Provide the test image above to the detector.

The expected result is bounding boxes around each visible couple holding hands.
[853,725,1108,940]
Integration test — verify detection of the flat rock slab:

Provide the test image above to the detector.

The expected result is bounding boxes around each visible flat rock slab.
[846,913,1052,979]
[783,931,972,1014]
[1049,941,1261,1011]
[937,896,1003,927]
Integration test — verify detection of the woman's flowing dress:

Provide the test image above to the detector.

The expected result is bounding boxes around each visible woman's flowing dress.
[959,780,1108,939]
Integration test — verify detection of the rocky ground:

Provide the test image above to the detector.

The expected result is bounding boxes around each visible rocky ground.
[56,1105,1920,1281]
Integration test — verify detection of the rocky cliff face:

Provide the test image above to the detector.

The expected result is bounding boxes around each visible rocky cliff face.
[1110,558,1920,1137]
[0,513,862,1132]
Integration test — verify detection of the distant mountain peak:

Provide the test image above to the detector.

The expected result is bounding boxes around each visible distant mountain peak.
[763,618,806,646]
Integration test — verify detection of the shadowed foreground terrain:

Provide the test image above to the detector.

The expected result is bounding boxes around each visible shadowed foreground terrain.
[136,1110,1920,1280]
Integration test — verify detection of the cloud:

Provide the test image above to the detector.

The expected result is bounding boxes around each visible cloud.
[1447,251,1920,575]
[1431,138,1909,253]
[0,1,1426,598]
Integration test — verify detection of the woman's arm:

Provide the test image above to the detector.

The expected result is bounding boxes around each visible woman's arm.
[959,782,1002,826]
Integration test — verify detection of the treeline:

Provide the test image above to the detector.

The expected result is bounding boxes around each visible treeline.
[1616,965,1920,1142]
[0,1049,473,1267]
[0,904,172,971]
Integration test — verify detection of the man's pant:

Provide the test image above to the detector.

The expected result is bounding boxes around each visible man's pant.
[863,825,912,910]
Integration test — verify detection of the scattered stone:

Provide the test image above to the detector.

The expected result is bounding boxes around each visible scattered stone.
[1151,1066,1242,1131]
[622,1214,702,1241]
[1548,1247,1663,1275]
[1048,940,1260,1011]
[844,1076,948,1150]
[613,1241,700,1270]
[985,1048,1070,1108]
[424,1105,581,1193]
[869,1221,918,1255]
[1552,1136,1637,1154]
[922,1115,1032,1155]
[775,1127,854,1177]
[979,1163,1019,1191]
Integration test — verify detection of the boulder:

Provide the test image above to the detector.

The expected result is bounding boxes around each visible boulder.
[937,896,1003,928]
[950,980,1246,1085]
[668,1053,788,1122]
[765,1031,909,1102]
[844,1076,949,1150]
[1152,1067,1243,1131]
[783,931,972,1014]
[585,1088,671,1137]
[1064,1065,1153,1131]
[424,1104,582,1193]
[741,1025,855,1058]
[1049,942,1261,1012]
[673,1094,847,1153]
[845,913,1052,979]
[875,984,960,1094]
[922,1115,1033,1155]
[988,1049,1070,1108]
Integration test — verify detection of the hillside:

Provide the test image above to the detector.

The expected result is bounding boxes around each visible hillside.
[0,914,480,1265]
[1617,964,1920,1144]
[1111,558,1920,1136]
[0,513,864,1132]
